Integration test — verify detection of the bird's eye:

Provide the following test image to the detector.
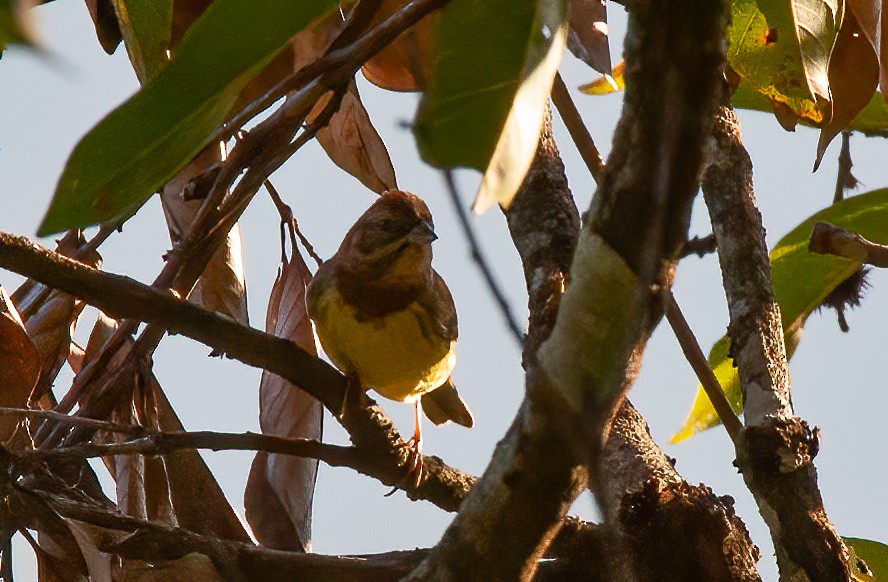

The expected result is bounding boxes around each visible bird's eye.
[378,218,394,231]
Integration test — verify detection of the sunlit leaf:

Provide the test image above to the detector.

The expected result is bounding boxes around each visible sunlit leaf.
[728,0,833,126]
[112,0,173,84]
[846,537,888,581]
[245,249,322,551]
[38,0,338,236]
[673,188,888,441]
[414,0,568,212]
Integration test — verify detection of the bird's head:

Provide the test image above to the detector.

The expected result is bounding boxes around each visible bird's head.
[338,190,438,277]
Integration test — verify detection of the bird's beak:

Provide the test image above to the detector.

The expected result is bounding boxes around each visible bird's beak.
[409,220,438,244]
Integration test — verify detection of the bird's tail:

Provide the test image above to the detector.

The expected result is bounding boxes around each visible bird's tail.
[421,378,473,428]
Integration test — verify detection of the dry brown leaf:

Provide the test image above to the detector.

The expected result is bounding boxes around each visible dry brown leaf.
[245,250,322,552]
[844,0,884,95]
[78,315,250,542]
[293,10,397,193]
[816,11,880,165]
[360,0,436,91]
[882,0,888,98]
[146,370,250,541]
[161,148,250,326]
[316,79,398,193]
[65,519,115,582]
[567,0,611,74]
[84,0,122,54]
[13,231,101,404]
[0,286,41,443]
[10,493,90,579]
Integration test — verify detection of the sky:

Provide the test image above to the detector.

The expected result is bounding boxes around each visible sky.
[1,3,886,579]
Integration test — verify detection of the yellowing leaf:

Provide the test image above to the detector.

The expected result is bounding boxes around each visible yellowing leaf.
[846,537,888,581]
[579,60,624,94]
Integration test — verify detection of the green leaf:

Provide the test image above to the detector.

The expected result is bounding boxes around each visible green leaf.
[37,0,337,236]
[112,0,174,84]
[414,0,568,212]
[673,188,888,442]
[846,537,888,581]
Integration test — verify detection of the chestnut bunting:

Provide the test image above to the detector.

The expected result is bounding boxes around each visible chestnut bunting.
[307,190,472,474]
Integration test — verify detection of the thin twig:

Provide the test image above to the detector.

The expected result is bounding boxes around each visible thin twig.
[443,171,524,346]
[833,131,856,204]
[19,430,364,474]
[0,407,144,436]
[0,231,478,512]
[551,72,605,184]
[218,0,450,143]
[809,222,888,267]
[265,179,323,267]
[664,293,742,442]
[680,233,717,258]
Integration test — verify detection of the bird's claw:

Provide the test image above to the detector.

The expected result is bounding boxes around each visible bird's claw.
[383,436,424,497]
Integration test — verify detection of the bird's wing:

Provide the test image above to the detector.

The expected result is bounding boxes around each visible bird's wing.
[421,378,474,428]
[418,270,458,344]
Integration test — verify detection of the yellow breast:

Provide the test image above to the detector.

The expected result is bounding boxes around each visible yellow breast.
[309,285,455,403]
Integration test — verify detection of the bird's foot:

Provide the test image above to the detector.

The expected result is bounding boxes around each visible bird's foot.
[384,435,424,497]
[404,433,424,489]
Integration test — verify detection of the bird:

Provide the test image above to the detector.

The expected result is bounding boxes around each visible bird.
[306,190,473,482]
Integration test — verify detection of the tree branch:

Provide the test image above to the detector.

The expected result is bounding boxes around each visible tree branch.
[679,233,717,258]
[702,99,852,580]
[664,294,742,441]
[410,0,744,570]
[809,222,888,267]
[0,231,475,512]
[551,72,605,184]
[18,430,364,476]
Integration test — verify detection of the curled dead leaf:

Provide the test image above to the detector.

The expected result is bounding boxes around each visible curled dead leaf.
[567,0,611,74]
[360,0,436,91]
[816,12,879,168]
[161,148,249,326]
[315,79,398,194]
[0,287,41,443]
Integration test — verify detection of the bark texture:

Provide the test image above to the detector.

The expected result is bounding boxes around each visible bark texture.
[409,0,731,576]
[702,101,852,581]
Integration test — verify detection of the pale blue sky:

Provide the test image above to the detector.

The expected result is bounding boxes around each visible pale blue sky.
[1,3,885,579]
